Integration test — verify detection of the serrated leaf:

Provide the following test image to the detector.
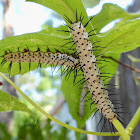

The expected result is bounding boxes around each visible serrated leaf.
[0,90,33,115]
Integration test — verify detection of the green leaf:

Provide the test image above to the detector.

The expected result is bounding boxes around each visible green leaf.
[101,18,140,53]
[82,0,100,8]
[0,90,33,115]
[26,0,89,28]
[91,4,140,32]
[61,71,96,129]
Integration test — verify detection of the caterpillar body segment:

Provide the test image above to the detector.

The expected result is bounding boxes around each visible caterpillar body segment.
[3,50,80,70]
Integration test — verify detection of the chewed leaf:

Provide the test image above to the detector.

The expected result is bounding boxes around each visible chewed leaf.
[0,90,33,116]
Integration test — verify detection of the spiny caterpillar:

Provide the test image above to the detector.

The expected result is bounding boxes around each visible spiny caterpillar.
[0,48,80,74]
[63,13,123,127]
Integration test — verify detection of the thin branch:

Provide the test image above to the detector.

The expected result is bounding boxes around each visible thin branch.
[103,56,140,74]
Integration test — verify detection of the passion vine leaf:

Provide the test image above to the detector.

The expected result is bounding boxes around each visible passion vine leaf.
[0,90,33,116]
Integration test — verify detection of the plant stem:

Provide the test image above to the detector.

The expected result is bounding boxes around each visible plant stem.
[119,107,140,140]
[113,119,130,140]
[0,72,120,136]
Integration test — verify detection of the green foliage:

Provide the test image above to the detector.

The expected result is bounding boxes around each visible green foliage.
[45,119,71,140]
[0,0,140,139]
[17,117,43,140]
[0,123,12,140]
[0,90,33,115]
[27,0,88,26]
[91,4,139,32]
[14,112,71,140]
[82,0,100,8]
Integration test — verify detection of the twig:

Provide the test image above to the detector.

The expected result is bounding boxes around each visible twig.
[103,56,140,74]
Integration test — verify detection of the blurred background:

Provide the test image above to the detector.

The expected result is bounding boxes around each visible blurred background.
[0,0,140,140]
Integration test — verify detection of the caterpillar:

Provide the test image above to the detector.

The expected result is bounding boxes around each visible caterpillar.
[0,48,80,75]
[62,13,124,129]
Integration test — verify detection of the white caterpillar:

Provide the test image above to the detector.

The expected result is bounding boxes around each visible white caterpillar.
[2,49,80,70]
[71,21,117,122]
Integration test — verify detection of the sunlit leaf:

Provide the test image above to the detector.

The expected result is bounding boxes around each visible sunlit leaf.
[0,90,33,116]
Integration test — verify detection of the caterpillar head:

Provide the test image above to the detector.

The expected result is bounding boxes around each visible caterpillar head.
[71,22,84,30]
